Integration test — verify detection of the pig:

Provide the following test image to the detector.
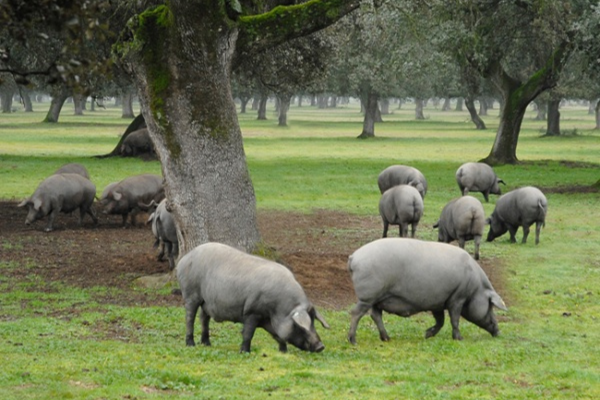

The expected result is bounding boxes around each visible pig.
[176,242,330,353]
[143,199,179,269]
[99,182,119,203]
[120,128,154,157]
[53,163,90,180]
[486,186,548,244]
[17,173,98,231]
[101,174,164,226]
[377,165,428,199]
[379,185,424,238]
[455,162,505,202]
[433,195,485,260]
[347,238,507,344]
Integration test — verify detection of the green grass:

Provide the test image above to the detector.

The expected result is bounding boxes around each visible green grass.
[1,100,600,399]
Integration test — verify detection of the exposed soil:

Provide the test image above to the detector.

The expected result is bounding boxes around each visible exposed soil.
[0,201,505,311]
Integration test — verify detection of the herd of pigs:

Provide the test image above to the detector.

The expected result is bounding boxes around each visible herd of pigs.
[17,161,548,354]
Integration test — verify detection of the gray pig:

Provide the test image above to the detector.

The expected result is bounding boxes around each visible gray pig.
[145,199,179,269]
[433,195,485,260]
[18,173,98,231]
[486,186,548,244]
[377,165,428,199]
[455,162,505,202]
[121,128,154,157]
[54,163,90,180]
[347,238,507,344]
[176,242,330,353]
[379,185,424,238]
[101,174,164,226]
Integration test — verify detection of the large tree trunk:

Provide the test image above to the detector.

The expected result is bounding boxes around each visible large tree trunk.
[121,92,135,118]
[277,94,291,126]
[357,91,378,139]
[414,98,425,120]
[125,5,260,253]
[465,97,486,130]
[545,99,561,136]
[43,89,69,122]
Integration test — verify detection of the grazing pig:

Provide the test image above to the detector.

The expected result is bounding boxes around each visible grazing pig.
[486,186,547,244]
[433,196,485,260]
[177,242,330,353]
[377,165,428,199]
[121,128,154,157]
[54,163,90,180]
[144,199,179,269]
[347,238,507,344]
[455,162,505,202]
[99,182,119,203]
[101,174,164,226]
[379,185,424,238]
[17,173,98,231]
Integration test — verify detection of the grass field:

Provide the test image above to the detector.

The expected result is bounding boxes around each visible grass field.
[1,99,599,399]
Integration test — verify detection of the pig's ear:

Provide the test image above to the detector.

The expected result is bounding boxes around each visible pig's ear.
[17,198,30,207]
[113,191,122,201]
[490,291,508,311]
[315,309,330,329]
[433,220,440,229]
[33,198,43,210]
[291,310,312,332]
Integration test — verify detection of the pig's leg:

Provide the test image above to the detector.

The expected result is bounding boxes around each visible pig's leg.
[184,298,200,346]
[370,306,390,342]
[199,309,211,346]
[348,301,371,345]
[262,320,288,353]
[425,310,445,338]
[240,315,260,353]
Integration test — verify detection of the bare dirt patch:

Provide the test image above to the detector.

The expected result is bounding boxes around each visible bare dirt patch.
[0,202,506,311]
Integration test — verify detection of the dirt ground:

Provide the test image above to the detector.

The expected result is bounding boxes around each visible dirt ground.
[0,201,505,311]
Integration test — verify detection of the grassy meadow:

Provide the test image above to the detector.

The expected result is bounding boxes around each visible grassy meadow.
[1,99,600,399]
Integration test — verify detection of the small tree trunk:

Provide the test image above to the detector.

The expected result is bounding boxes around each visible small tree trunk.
[73,93,85,115]
[357,91,378,139]
[277,94,291,126]
[534,100,547,120]
[114,96,122,107]
[589,100,595,115]
[239,96,249,113]
[379,98,390,115]
[257,94,268,120]
[317,95,327,109]
[251,96,259,110]
[478,97,488,116]
[122,92,135,118]
[329,96,337,108]
[465,97,486,130]
[545,99,561,136]
[310,95,316,106]
[415,98,425,120]
[442,97,451,111]
[43,91,69,122]
[594,99,600,129]
[454,97,464,111]
[1,90,13,113]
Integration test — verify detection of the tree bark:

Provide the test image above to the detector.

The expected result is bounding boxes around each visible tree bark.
[239,96,250,113]
[478,97,488,116]
[43,89,69,122]
[465,97,486,130]
[454,97,464,111]
[277,93,291,126]
[357,91,378,139]
[545,99,560,136]
[121,92,135,118]
[442,97,451,111]
[534,100,547,120]
[379,98,390,115]
[414,98,425,120]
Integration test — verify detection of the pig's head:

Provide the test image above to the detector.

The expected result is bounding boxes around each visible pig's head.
[486,213,507,242]
[490,178,505,196]
[102,191,128,215]
[462,289,507,337]
[18,198,45,225]
[409,180,425,199]
[432,220,449,243]
[279,306,329,352]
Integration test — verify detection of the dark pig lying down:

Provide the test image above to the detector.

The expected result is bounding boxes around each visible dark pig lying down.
[177,242,330,353]
[347,238,507,344]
